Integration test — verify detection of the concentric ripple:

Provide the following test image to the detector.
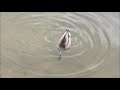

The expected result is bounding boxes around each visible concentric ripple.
[1,12,111,77]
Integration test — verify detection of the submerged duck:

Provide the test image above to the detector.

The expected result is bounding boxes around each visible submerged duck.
[58,29,71,56]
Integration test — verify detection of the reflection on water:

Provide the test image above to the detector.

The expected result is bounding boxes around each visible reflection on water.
[1,12,119,77]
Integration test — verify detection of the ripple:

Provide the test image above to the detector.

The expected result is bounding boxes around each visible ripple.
[1,12,111,77]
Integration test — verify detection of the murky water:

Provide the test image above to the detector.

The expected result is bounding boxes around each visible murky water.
[0,12,119,78]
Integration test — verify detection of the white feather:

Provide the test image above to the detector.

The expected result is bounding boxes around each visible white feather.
[58,30,68,45]
[65,32,71,49]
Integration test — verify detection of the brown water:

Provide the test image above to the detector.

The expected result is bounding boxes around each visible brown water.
[0,12,119,78]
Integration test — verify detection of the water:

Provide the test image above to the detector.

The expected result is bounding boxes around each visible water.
[0,12,119,77]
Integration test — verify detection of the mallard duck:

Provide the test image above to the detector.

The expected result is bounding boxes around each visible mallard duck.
[58,29,71,55]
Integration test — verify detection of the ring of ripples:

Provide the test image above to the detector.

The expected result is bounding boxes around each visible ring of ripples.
[1,12,111,77]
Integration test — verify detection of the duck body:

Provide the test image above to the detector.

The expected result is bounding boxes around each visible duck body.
[58,29,71,55]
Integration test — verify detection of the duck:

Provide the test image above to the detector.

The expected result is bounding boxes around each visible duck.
[58,29,71,56]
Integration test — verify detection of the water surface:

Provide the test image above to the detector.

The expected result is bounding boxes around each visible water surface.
[0,12,119,77]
